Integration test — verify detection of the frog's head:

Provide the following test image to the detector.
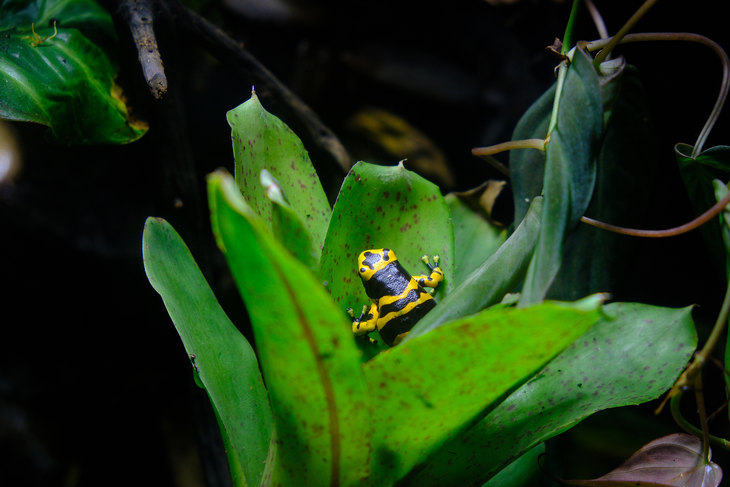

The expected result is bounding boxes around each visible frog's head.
[357,248,396,282]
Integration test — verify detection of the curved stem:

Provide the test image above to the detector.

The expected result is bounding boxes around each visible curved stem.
[580,191,730,238]
[694,374,711,461]
[592,0,660,66]
[670,391,730,451]
[696,270,730,372]
[664,275,730,453]
[588,32,729,157]
[584,0,608,40]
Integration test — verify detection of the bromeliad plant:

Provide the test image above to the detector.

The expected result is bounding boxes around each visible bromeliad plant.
[142,3,729,487]
[144,91,696,486]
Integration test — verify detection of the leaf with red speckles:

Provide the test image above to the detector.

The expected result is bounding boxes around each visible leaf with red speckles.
[364,294,605,485]
[410,302,697,487]
[562,433,721,487]
[319,161,454,313]
[227,91,331,263]
[207,170,371,486]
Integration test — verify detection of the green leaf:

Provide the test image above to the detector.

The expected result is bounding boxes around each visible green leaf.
[520,48,603,304]
[406,196,542,340]
[208,170,371,486]
[446,192,506,287]
[142,217,273,487]
[0,0,147,144]
[227,91,331,261]
[365,294,605,484]
[319,160,454,310]
[549,65,657,300]
[411,302,697,487]
[510,84,554,226]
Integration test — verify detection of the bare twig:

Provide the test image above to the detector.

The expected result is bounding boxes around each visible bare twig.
[122,0,167,99]
[158,0,352,172]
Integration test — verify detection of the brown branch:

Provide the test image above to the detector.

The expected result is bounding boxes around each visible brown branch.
[122,0,167,99]
[158,0,352,172]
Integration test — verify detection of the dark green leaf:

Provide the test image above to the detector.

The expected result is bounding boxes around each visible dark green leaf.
[411,302,697,487]
[366,295,604,484]
[227,91,331,261]
[509,84,554,226]
[549,65,657,300]
[0,0,147,144]
[142,217,273,487]
[520,48,603,304]
[208,170,371,486]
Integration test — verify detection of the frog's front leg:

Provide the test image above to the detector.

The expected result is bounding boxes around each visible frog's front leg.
[412,255,444,288]
[348,302,379,336]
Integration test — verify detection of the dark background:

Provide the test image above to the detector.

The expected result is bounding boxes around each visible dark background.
[2,1,730,485]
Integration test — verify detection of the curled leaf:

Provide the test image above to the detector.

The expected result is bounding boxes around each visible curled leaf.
[563,433,722,487]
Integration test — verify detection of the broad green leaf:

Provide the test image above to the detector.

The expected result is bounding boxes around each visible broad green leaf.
[411,302,697,487]
[365,294,605,484]
[549,65,657,300]
[446,191,506,287]
[142,217,273,487]
[520,48,603,304]
[320,161,454,311]
[406,196,542,340]
[227,91,330,261]
[208,170,370,487]
[0,0,147,144]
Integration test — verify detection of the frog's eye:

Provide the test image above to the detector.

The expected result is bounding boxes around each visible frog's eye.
[360,267,367,273]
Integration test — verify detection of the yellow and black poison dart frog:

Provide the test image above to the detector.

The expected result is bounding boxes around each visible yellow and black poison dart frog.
[349,248,443,346]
